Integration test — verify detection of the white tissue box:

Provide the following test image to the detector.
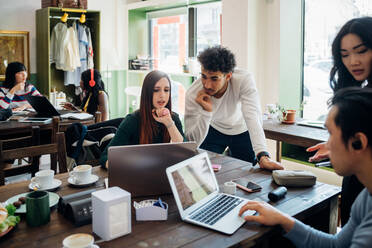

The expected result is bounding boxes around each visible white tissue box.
[92,187,131,241]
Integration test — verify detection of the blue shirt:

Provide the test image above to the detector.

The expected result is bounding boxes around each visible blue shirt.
[285,188,372,247]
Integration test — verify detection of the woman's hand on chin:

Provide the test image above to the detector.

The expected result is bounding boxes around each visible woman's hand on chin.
[152,107,172,125]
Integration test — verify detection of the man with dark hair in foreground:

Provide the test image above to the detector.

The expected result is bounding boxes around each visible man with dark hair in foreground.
[240,87,372,247]
[185,46,282,170]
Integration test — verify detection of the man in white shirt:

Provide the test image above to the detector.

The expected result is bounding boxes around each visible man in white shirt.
[185,46,282,170]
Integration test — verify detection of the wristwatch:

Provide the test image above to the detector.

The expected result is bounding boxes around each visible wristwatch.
[256,151,270,164]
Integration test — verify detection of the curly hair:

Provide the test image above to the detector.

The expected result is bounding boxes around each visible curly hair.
[330,17,372,92]
[197,46,236,73]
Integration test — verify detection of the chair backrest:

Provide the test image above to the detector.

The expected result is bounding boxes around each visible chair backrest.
[0,120,67,185]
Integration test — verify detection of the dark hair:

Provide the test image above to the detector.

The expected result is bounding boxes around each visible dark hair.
[3,62,28,89]
[80,69,106,115]
[139,70,172,144]
[330,87,372,148]
[197,46,236,73]
[330,17,372,92]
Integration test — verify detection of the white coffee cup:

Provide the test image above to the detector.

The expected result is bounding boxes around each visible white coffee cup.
[63,233,94,248]
[31,170,54,189]
[223,181,236,195]
[70,165,92,184]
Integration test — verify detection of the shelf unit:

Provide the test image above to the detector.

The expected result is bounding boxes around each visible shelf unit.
[35,7,100,98]
[128,69,198,78]
[126,0,217,11]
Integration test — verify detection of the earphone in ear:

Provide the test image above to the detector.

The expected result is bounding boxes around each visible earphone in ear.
[89,69,96,87]
[352,140,362,150]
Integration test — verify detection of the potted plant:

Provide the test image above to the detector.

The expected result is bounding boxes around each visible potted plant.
[268,102,306,124]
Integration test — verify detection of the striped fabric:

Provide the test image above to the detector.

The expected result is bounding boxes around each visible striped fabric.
[0,84,42,109]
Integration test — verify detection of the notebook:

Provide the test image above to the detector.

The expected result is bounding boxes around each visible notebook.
[166,152,254,235]
[108,142,198,197]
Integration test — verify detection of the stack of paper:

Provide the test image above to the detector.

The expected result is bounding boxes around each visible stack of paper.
[60,112,93,120]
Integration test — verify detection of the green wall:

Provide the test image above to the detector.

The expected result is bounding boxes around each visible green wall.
[105,70,128,119]
[279,0,303,113]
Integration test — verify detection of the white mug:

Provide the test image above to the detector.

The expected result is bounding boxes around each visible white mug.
[31,170,54,189]
[223,181,236,195]
[63,233,95,248]
[69,165,92,184]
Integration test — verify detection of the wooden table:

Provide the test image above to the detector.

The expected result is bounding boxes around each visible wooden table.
[263,119,329,161]
[0,153,340,248]
[0,117,95,135]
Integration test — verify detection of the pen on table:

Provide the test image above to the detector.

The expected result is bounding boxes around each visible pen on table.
[315,161,332,167]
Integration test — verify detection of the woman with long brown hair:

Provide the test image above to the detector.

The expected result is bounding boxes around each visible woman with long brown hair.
[100,70,184,167]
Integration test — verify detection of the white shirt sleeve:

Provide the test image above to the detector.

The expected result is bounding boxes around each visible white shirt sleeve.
[239,73,267,155]
[184,79,213,146]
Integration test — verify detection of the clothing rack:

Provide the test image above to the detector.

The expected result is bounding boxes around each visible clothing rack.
[49,16,93,21]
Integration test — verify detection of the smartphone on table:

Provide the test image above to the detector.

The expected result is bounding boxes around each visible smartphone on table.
[233,178,262,193]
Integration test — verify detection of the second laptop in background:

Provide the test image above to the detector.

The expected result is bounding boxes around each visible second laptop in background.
[108,142,198,197]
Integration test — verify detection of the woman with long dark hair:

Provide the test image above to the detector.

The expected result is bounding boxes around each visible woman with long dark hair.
[307,16,372,226]
[100,70,184,167]
[0,62,41,111]
[62,69,109,121]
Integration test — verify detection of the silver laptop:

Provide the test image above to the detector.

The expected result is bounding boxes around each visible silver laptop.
[108,142,198,197]
[297,119,325,129]
[166,152,255,235]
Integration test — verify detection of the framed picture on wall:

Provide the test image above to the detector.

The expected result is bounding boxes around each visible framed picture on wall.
[0,30,30,81]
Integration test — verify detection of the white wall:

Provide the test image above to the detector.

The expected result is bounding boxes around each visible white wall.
[0,0,128,74]
[89,0,128,71]
[0,0,41,73]
[222,0,281,109]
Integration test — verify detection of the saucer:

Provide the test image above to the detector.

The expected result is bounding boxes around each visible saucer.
[29,178,62,191]
[68,174,99,187]
[282,120,295,124]
[5,192,60,214]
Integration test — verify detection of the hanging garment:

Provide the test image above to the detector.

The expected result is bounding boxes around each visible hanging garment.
[50,22,81,71]
[50,22,68,69]
[64,22,89,86]
[64,24,81,71]
[86,27,94,69]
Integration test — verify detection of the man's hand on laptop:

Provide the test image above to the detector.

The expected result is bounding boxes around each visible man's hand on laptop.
[258,156,284,170]
[239,200,295,233]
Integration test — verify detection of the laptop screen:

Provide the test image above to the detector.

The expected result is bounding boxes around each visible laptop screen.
[170,155,217,210]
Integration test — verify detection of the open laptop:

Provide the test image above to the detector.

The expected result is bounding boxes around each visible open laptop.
[297,119,325,129]
[166,152,255,235]
[24,95,62,117]
[108,142,198,197]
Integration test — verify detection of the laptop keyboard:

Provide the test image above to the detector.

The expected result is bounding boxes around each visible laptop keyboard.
[189,195,243,226]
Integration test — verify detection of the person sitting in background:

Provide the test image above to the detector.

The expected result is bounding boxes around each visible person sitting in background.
[100,70,185,168]
[240,87,372,247]
[306,17,372,226]
[0,62,41,111]
[62,69,109,121]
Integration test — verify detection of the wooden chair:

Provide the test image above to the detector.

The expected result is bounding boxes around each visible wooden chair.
[58,111,101,133]
[0,122,67,185]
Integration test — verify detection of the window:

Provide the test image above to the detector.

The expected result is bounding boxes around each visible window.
[149,9,188,73]
[196,2,222,55]
[148,2,222,74]
[303,0,372,121]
